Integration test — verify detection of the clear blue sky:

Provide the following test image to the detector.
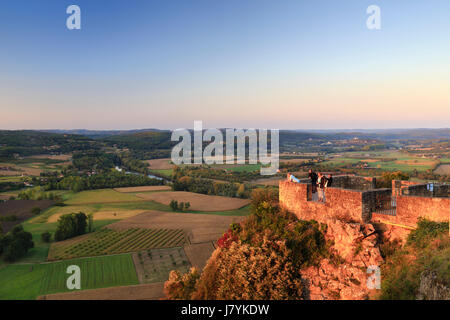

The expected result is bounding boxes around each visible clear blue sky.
[1,0,449,130]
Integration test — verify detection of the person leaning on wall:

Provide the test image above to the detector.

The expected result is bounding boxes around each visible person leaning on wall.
[287,172,300,183]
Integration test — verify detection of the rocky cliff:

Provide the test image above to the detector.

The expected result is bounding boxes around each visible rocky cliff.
[300,218,384,300]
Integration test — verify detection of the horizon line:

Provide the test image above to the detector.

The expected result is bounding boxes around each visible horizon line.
[1,127,449,132]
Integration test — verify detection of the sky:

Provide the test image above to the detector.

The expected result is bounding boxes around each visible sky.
[0,0,449,130]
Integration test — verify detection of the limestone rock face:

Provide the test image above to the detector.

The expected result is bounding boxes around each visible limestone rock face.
[300,218,384,300]
[378,223,410,244]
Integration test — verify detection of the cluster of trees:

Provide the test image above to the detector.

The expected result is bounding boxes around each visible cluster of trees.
[36,171,163,193]
[54,212,91,241]
[120,154,151,174]
[169,200,190,212]
[173,175,250,198]
[0,215,18,222]
[361,144,386,151]
[0,225,34,262]
[164,188,330,300]
[172,166,261,184]
[71,152,120,172]
[41,231,52,243]
[0,130,100,158]
[18,186,59,201]
[102,131,175,160]
[376,171,410,188]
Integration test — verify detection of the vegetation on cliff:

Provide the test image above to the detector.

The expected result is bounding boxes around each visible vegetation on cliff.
[164,188,330,300]
[380,218,449,300]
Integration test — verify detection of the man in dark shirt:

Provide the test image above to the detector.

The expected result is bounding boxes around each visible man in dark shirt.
[326,174,333,187]
[308,169,318,193]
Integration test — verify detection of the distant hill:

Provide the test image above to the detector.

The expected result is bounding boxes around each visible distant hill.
[43,129,165,139]
[101,131,176,159]
[300,128,450,140]
[0,130,98,158]
[40,128,450,141]
[1,128,448,159]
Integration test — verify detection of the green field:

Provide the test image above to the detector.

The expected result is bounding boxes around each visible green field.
[0,254,138,300]
[65,189,143,205]
[150,169,173,177]
[31,199,172,224]
[227,164,262,172]
[48,228,188,261]
[322,151,439,173]
[0,176,24,183]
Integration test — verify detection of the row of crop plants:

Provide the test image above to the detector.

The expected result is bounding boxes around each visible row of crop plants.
[48,228,187,260]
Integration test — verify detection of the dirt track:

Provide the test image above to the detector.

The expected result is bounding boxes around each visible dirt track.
[38,282,165,300]
[136,191,250,211]
[184,242,216,270]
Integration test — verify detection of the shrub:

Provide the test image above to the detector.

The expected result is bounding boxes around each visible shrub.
[41,231,52,243]
[164,268,201,300]
[31,206,41,215]
[3,239,27,262]
[250,188,279,213]
[54,202,67,207]
[0,225,34,262]
[376,171,410,188]
[169,200,179,211]
[380,219,449,300]
[217,229,238,249]
[193,234,304,300]
[0,215,18,222]
[288,220,328,267]
[407,218,448,248]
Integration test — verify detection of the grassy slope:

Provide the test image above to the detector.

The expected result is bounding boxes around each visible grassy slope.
[0,254,138,300]
[65,189,142,205]
[322,150,438,173]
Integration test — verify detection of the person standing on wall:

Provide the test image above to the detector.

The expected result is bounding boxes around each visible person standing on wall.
[317,173,328,203]
[308,169,318,193]
[326,174,333,187]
